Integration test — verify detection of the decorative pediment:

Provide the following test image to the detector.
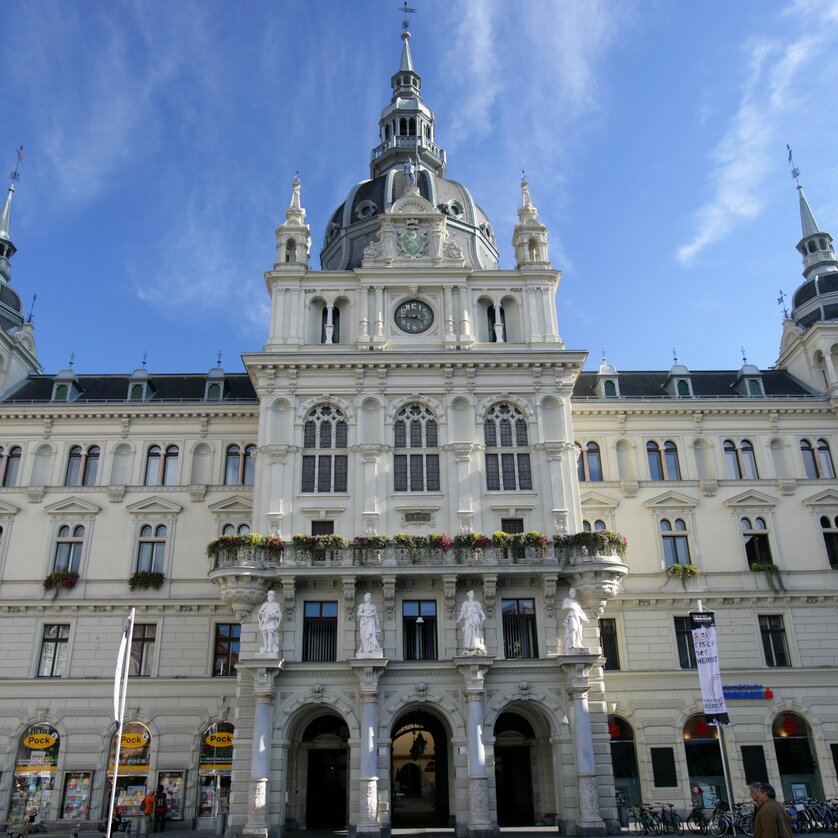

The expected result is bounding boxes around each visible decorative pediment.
[125,496,184,515]
[723,489,778,509]
[0,499,21,516]
[390,190,439,216]
[643,491,700,510]
[801,489,838,509]
[44,496,102,516]
[579,492,620,511]
[208,495,254,515]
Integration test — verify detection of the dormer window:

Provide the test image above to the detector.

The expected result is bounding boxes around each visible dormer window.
[355,200,378,221]
[129,383,145,401]
[747,378,763,397]
[603,380,617,398]
[206,383,222,401]
[54,384,69,402]
[676,379,690,397]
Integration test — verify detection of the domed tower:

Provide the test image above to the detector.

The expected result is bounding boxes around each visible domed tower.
[320,30,499,272]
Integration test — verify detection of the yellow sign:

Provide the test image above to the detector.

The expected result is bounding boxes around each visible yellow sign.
[204,732,234,748]
[24,733,57,750]
[121,732,149,749]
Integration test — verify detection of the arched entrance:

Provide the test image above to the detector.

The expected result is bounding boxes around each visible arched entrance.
[301,715,349,829]
[772,713,823,801]
[683,715,724,806]
[494,712,535,825]
[391,709,449,828]
[609,716,641,806]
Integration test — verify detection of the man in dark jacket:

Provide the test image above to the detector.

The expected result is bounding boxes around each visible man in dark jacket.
[153,785,168,833]
[753,783,793,838]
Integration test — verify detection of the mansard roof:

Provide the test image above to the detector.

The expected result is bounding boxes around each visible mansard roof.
[2,373,257,403]
[571,369,818,400]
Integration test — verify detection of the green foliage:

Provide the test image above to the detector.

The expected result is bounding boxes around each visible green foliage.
[128,571,165,591]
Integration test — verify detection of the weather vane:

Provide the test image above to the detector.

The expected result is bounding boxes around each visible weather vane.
[399,1,417,30]
[9,145,23,183]
[217,350,223,368]
[68,351,75,368]
[26,294,37,324]
[142,350,148,368]
[777,289,789,319]
[672,348,678,364]
[787,145,800,187]
[741,347,748,365]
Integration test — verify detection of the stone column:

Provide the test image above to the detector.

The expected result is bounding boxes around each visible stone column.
[456,659,494,838]
[444,286,455,340]
[559,659,605,837]
[243,664,283,838]
[324,304,334,344]
[350,660,388,838]
[374,287,385,342]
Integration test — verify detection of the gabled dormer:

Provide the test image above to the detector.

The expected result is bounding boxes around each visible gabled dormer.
[734,362,764,397]
[52,364,81,403]
[127,365,155,402]
[205,365,227,401]
[664,360,693,398]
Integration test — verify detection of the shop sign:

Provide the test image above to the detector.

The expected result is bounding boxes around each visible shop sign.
[16,724,60,770]
[722,684,773,700]
[204,731,234,748]
[121,731,150,749]
[24,733,58,749]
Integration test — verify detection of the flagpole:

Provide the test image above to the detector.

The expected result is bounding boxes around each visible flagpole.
[107,608,135,838]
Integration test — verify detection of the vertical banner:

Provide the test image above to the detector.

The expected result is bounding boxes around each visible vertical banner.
[689,611,730,725]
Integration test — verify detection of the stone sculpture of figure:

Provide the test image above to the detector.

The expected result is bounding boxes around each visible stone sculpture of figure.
[356,593,383,658]
[457,590,487,656]
[562,587,589,653]
[257,590,282,656]
[403,158,416,187]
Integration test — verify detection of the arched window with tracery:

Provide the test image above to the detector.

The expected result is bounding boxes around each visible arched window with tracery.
[800,438,835,479]
[301,405,348,493]
[577,441,603,481]
[144,445,179,486]
[65,445,99,487]
[0,445,22,487]
[225,444,256,485]
[484,403,531,491]
[136,524,167,573]
[394,403,440,492]
[724,439,758,479]
[54,525,84,574]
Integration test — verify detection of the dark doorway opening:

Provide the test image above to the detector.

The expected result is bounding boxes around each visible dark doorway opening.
[494,712,535,825]
[391,710,449,828]
[303,715,348,829]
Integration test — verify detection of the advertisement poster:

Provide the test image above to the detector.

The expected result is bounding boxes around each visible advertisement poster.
[689,611,730,725]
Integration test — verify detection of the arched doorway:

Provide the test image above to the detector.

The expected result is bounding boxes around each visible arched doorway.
[494,712,535,825]
[609,716,641,806]
[772,713,823,801]
[302,715,349,829]
[683,715,724,806]
[391,710,449,828]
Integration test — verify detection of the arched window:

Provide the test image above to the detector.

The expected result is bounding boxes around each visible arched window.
[162,445,179,485]
[394,403,440,492]
[819,515,838,569]
[144,445,179,486]
[408,117,416,135]
[65,445,83,485]
[741,516,773,567]
[54,525,84,573]
[583,519,607,532]
[144,445,161,485]
[301,405,348,493]
[577,441,603,482]
[66,445,100,487]
[664,441,681,479]
[771,713,823,800]
[484,403,531,491]
[128,383,143,401]
[225,444,256,485]
[725,439,758,479]
[207,382,221,401]
[609,717,641,805]
[801,439,835,479]
[136,524,167,573]
[660,518,691,566]
[222,523,251,535]
[603,380,617,398]
[676,379,690,397]
[488,305,506,343]
[683,715,722,795]
[0,445,22,487]
[321,306,340,344]
[647,442,663,480]
[399,117,407,136]
[285,239,296,263]
[528,237,539,262]
[647,441,680,480]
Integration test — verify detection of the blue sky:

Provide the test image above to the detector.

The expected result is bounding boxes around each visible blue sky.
[2,0,838,376]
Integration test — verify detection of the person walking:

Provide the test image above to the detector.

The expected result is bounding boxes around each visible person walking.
[752,783,793,838]
[142,790,155,832]
[152,785,168,833]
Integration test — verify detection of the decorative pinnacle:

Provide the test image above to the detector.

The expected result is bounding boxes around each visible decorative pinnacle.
[777,289,789,319]
[787,145,800,187]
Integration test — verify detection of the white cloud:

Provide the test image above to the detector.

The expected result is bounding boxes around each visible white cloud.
[676,4,838,265]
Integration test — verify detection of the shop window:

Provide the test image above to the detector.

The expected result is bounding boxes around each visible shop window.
[301,405,348,493]
[394,404,440,492]
[759,615,790,667]
[674,616,697,669]
[403,600,437,660]
[501,598,537,658]
[303,602,338,661]
[213,624,240,676]
[609,717,641,804]
[198,723,234,820]
[129,624,156,676]
[10,724,61,823]
[38,624,70,677]
[772,713,823,801]
[484,403,532,491]
[682,716,723,802]
[61,772,92,820]
[107,723,151,817]
[599,618,620,670]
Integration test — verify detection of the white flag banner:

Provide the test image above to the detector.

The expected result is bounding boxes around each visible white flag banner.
[689,611,730,725]
[113,613,133,721]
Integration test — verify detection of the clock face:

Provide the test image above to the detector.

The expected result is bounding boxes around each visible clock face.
[394,300,434,334]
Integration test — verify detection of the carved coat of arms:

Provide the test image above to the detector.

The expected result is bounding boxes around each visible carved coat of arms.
[398,227,428,257]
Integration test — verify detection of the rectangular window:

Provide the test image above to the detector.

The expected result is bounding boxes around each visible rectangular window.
[394,454,408,491]
[759,615,790,667]
[518,453,532,490]
[403,600,437,660]
[303,601,338,661]
[500,518,524,534]
[650,747,678,787]
[38,624,70,677]
[486,454,500,490]
[599,618,620,670]
[502,599,537,658]
[741,745,768,785]
[301,455,315,492]
[674,616,697,669]
[129,623,156,676]
[334,455,348,492]
[311,520,334,536]
[213,623,240,676]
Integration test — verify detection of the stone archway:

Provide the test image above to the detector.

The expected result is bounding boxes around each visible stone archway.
[391,708,450,828]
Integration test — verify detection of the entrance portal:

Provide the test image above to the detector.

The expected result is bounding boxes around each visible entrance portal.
[302,715,348,829]
[391,710,449,828]
[494,712,535,826]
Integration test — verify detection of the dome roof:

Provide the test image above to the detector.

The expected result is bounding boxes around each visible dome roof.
[320,166,498,271]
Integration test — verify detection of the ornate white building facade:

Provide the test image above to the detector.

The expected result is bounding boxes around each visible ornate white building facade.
[0,30,837,838]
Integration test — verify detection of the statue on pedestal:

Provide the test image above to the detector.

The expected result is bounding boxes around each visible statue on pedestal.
[457,590,487,656]
[356,593,383,658]
[257,590,282,657]
[562,587,589,654]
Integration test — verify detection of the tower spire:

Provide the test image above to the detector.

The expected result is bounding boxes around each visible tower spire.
[0,146,23,285]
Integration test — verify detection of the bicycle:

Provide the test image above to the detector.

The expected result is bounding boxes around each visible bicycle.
[708,800,754,837]
[654,802,685,835]
[629,803,662,835]
[686,805,710,834]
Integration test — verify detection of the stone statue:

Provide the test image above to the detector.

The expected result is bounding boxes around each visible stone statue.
[257,590,282,656]
[403,158,416,187]
[562,587,589,653]
[457,590,487,656]
[356,593,383,658]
